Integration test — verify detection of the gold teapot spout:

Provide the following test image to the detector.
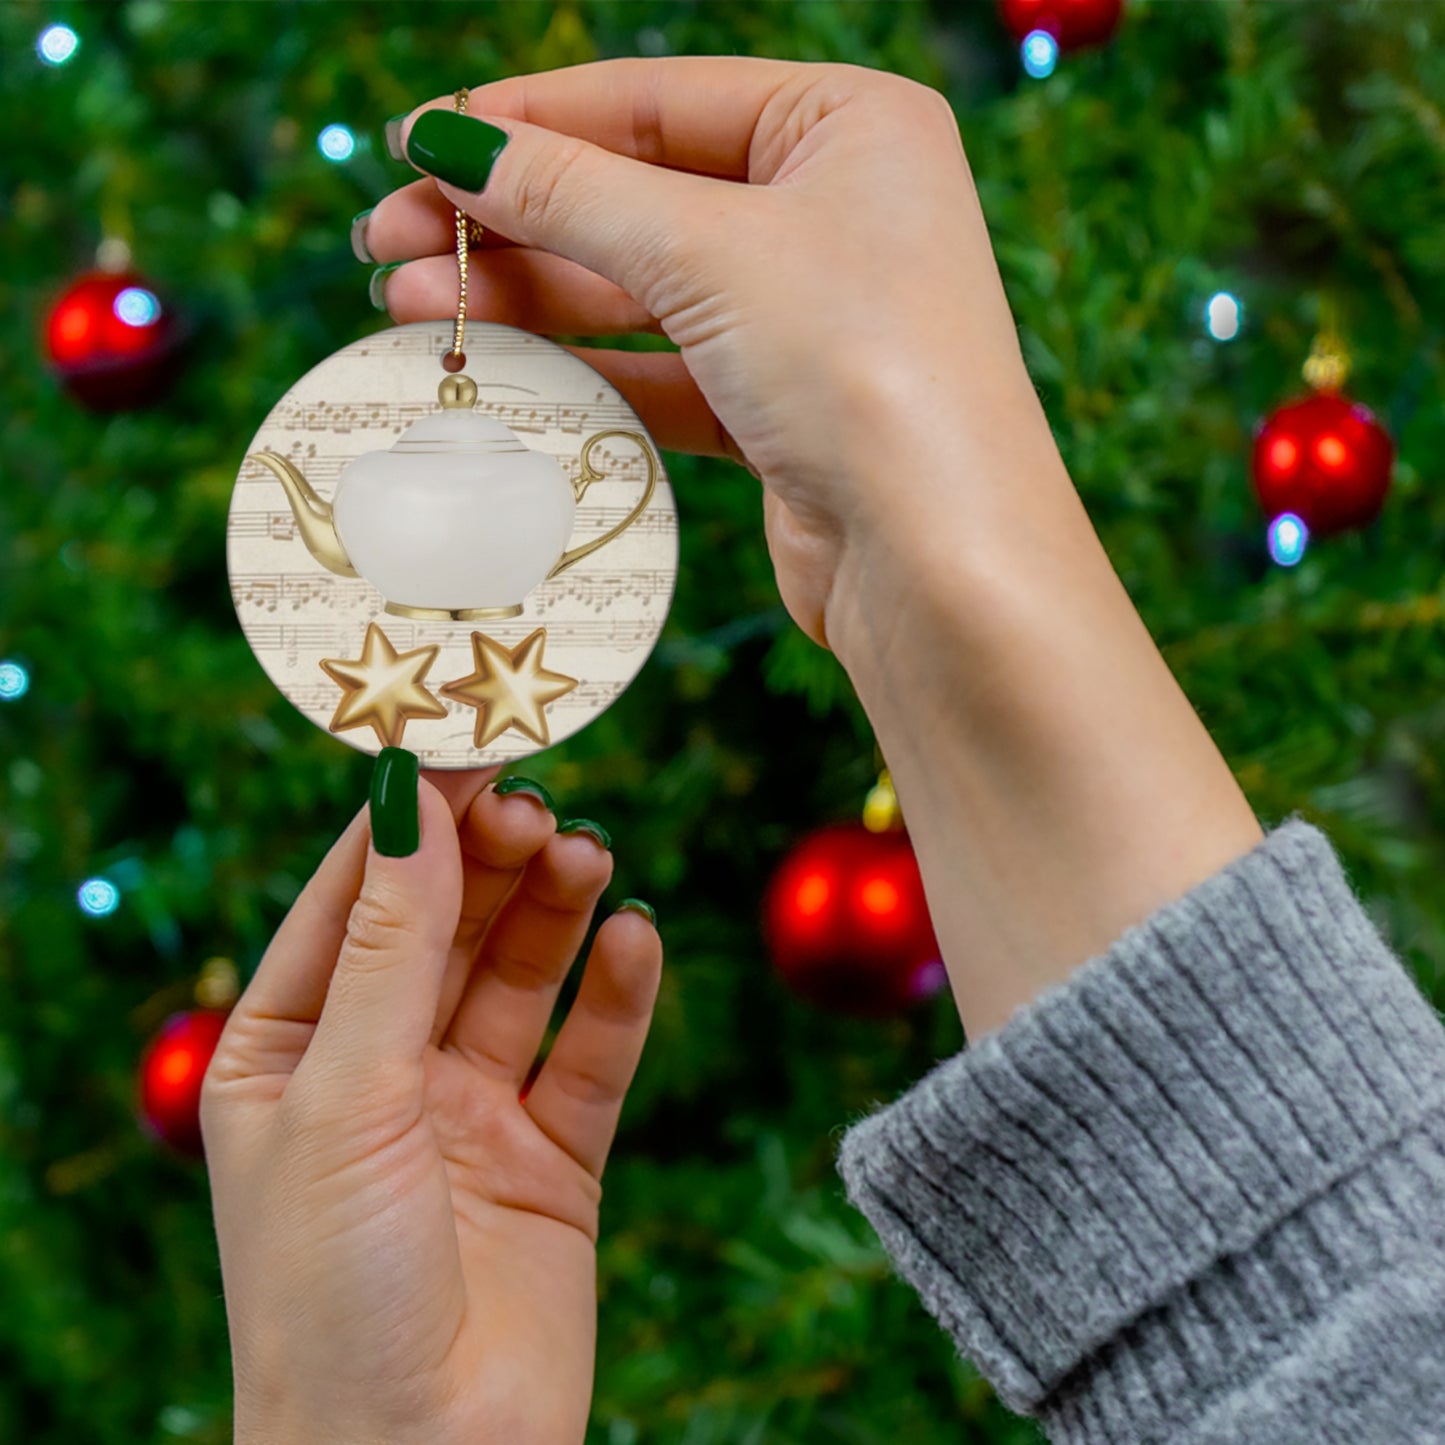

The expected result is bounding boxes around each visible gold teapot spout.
[247,451,358,578]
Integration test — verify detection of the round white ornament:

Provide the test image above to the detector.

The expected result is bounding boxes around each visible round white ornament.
[227,320,678,768]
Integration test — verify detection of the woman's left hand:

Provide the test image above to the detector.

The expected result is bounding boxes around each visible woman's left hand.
[201,764,662,1445]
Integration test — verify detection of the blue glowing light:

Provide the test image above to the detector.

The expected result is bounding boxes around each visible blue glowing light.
[1022,30,1059,79]
[1206,291,1243,342]
[0,661,29,700]
[1268,512,1309,567]
[78,878,121,917]
[114,287,161,328]
[38,24,79,65]
[318,124,356,162]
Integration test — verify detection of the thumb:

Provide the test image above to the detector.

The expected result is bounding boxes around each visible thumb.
[303,751,462,1089]
[398,106,746,316]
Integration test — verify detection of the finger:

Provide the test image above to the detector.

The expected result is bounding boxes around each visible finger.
[301,778,463,1086]
[208,804,371,1080]
[398,106,759,311]
[429,782,558,1050]
[524,908,663,1180]
[421,765,503,826]
[564,347,742,463]
[440,828,614,1085]
[361,177,521,261]
[424,56,809,181]
[379,247,662,336]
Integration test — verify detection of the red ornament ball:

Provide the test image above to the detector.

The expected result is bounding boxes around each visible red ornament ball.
[763,822,945,1018]
[137,1009,230,1158]
[44,269,183,410]
[1251,392,1394,538]
[998,0,1125,49]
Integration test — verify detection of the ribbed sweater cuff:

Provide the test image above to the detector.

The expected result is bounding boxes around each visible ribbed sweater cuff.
[835,817,1445,1430]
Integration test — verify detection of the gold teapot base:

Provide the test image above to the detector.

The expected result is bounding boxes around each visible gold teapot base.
[384,601,525,622]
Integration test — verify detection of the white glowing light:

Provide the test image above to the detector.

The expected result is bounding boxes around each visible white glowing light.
[78,878,121,917]
[1022,30,1059,79]
[38,24,79,66]
[1206,291,1243,342]
[0,661,29,700]
[318,124,356,162]
[114,287,161,327]
[1268,512,1309,567]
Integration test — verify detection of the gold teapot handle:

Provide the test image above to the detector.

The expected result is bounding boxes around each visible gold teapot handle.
[546,429,659,579]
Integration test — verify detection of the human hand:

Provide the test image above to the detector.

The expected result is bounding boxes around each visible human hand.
[360,57,1061,656]
[201,760,662,1445]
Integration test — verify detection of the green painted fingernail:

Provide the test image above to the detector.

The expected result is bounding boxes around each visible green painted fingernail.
[370,747,419,857]
[405,110,510,192]
[384,113,409,161]
[350,208,375,264]
[493,775,556,812]
[558,818,612,850]
[368,261,403,311]
[617,898,656,926]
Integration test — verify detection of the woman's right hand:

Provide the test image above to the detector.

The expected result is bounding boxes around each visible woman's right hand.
[360,57,1065,658]
[361,54,1263,1055]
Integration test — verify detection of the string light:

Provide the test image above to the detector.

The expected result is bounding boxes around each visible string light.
[317,124,356,162]
[77,878,121,917]
[113,287,162,328]
[37,24,79,66]
[0,661,29,701]
[1022,30,1060,79]
[1268,512,1309,567]
[1205,291,1243,341]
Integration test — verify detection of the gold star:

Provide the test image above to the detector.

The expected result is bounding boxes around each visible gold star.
[319,622,448,748]
[440,628,579,750]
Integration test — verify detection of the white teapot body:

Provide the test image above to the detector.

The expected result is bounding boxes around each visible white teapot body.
[248,376,659,618]
[333,411,575,613]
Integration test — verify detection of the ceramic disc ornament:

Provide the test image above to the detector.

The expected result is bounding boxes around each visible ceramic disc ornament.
[228,321,677,767]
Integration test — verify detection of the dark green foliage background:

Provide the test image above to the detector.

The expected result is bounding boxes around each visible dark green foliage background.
[2,2,1443,1442]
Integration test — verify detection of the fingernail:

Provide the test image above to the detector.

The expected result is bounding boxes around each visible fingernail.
[370,747,419,857]
[384,113,409,162]
[368,261,404,311]
[616,898,656,926]
[350,207,375,264]
[405,110,510,192]
[558,818,612,851]
[493,775,556,812]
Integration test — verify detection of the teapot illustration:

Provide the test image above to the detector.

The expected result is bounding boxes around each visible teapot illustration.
[247,374,658,620]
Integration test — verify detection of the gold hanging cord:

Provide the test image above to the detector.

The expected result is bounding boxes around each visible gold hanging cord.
[443,87,488,374]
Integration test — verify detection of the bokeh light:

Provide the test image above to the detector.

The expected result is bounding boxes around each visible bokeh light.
[317,124,356,162]
[77,878,121,917]
[1205,291,1242,341]
[114,287,162,328]
[1022,30,1059,79]
[37,24,79,66]
[1268,512,1309,567]
[0,661,29,701]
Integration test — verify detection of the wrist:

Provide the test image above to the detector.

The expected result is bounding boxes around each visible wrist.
[824,415,1262,1039]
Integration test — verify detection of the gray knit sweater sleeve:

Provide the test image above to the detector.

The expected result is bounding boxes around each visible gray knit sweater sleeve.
[835,817,1445,1443]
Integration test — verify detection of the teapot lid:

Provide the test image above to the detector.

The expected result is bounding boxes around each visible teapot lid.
[391,374,528,455]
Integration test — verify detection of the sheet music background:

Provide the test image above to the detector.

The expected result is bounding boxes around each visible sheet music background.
[227,321,679,768]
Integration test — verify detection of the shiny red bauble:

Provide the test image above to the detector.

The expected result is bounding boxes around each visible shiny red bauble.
[1251,392,1394,537]
[998,0,1125,49]
[137,1009,230,1157]
[763,822,945,1017]
[44,269,182,410]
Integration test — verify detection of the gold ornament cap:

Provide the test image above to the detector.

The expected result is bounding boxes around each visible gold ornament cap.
[194,956,240,1010]
[863,768,903,832]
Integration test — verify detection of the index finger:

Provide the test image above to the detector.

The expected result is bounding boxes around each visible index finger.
[409,54,809,181]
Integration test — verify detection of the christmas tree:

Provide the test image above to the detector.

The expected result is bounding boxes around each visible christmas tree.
[3,3,1443,1442]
